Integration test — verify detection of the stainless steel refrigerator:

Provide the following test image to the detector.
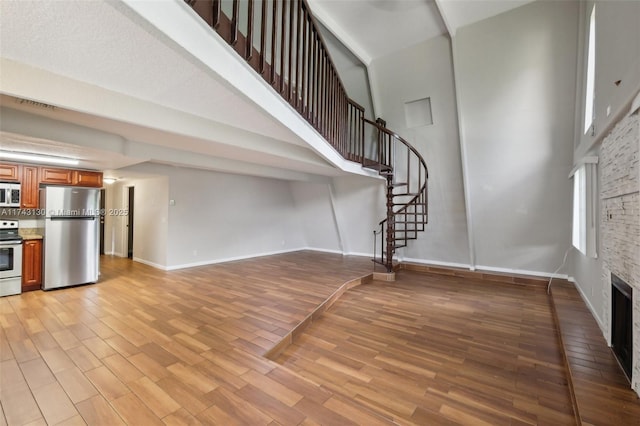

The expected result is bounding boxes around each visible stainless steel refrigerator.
[41,186,100,290]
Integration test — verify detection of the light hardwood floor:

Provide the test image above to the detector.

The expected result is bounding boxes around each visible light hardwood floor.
[0,252,631,425]
[275,269,576,425]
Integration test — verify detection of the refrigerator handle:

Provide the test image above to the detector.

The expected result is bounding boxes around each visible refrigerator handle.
[49,216,97,221]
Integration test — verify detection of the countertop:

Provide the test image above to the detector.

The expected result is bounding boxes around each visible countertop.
[19,228,44,240]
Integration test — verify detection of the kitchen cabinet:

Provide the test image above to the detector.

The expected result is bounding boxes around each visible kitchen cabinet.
[39,167,103,188]
[74,170,103,187]
[21,166,39,209]
[22,239,42,292]
[39,167,74,185]
[0,163,20,181]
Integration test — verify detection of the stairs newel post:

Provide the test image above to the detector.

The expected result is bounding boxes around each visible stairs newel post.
[385,174,394,272]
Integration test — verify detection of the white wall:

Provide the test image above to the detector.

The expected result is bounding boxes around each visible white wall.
[132,176,169,268]
[368,35,470,266]
[330,175,386,257]
[104,162,389,270]
[456,0,579,274]
[290,182,342,253]
[165,165,306,269]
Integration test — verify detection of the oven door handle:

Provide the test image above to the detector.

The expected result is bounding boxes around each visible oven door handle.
[0,240,23,246]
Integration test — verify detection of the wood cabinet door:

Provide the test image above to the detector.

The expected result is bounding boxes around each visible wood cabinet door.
[0,163,20,181]
[22,239,43,291]
[21,166,39,209]
[39,167,74,185]
[74,170,103,187]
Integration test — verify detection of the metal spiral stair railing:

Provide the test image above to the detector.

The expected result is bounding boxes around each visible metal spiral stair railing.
[362,119,429,272]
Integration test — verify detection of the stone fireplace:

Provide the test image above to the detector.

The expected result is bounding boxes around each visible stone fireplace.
[600,106,639,395]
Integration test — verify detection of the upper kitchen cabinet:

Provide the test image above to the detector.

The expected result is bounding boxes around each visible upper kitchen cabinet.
[21,166,39,209]
[0,163,20,181]
[39,167,103,188]
[74,170,103,187]
[39,167,75,185]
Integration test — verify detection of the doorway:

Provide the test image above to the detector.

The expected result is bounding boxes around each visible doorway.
[127,186,134,259]
[100,189,105,255]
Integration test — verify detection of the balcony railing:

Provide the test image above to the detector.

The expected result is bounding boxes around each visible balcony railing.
[186,0,364,163]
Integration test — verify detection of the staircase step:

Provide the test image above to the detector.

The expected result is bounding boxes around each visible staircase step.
[362,160,392,173]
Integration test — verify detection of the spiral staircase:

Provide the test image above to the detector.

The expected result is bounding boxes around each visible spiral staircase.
[186,0,428,272]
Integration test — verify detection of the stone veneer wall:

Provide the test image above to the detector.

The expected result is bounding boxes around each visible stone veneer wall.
[600,110,640,395]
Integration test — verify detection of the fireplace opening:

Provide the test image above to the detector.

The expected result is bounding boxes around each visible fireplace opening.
[611,273,633,381]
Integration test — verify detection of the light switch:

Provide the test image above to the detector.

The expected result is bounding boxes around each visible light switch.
[169,199,176,206]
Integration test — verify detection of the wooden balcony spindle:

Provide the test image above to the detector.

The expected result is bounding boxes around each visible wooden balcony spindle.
[316,45,324,133]
[331,74,337,146]
[288,0,294,102]
[309,30,320,125]
[246,0,254,59]
[312,37,319,125]
[321,52,327,135]
[231,0,239,45]
[213,0,221,29]
[301,10,308,114]
[260,0,266,72]
[295,0,303,109]
[270,0,277,83]
[280,0,286,93]
[330,73,335,146]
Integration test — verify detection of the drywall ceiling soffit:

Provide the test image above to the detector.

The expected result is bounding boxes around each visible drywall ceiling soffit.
[0,131,141,172]
[0,102,347,181]
[0,0,311,148]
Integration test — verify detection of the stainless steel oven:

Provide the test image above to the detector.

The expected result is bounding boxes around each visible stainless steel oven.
[0,220,22,297]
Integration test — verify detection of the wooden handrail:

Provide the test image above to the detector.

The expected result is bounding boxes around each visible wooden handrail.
[185,0,358,159]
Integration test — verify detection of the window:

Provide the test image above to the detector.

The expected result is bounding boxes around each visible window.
[571,159,598,257]
[584,5,596,135]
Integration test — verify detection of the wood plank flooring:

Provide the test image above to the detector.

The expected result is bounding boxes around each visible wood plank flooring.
[275,270,577,425]
[1,252,382,425]
[550,280,640,425]
[0,252,634,425]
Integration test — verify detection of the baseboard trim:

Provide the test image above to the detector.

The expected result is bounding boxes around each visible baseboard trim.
[399,257,471,270]
[569,276,607,337]
[132,257,167,270]
[475,264,570,280]
[164,247,306,271]
[303,247,344,255]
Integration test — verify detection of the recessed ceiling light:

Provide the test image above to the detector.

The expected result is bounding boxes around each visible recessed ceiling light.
[0,150,79,166]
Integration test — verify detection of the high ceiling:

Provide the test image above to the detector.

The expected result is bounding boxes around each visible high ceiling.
[311,0,536,64]
[0,0,535,180]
